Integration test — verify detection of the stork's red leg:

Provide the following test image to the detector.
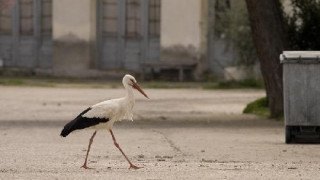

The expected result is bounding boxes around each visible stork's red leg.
[81,131,97,169]
[109,129,141,169]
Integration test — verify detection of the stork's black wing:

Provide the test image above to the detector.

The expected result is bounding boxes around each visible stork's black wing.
[60,107,109,137]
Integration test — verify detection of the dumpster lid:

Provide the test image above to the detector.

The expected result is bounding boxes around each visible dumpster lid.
[280,51,320,64]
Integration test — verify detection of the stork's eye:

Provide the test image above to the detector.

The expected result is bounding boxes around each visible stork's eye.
[130,79,134,83]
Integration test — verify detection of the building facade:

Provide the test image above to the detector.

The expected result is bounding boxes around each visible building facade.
[0,0,215,79]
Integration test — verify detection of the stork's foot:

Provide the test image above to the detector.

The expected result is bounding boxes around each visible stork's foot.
[129,164,142,170]
[81,164,92,169]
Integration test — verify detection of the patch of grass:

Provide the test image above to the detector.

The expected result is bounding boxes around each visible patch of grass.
[203,79,264,89]
[0,76,265,90]
[243,97,270,117]
[142,81,202,89]
[0,78,24,86]
[202,82,220,89]
[0,76,115,88]
[0,77,56,87]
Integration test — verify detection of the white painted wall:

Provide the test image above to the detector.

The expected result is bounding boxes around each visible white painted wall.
[52,0,97,76]
[53,0,92,41]
[161,0,202,49]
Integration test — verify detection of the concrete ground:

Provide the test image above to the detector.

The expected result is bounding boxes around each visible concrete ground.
[1,86,320,179]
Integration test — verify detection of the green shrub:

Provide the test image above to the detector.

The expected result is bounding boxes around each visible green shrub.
[286,0,320,50]
[203,79,264,89]
[243,97,270,117]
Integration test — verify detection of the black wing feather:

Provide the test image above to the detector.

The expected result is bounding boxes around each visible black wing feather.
[60,107,109,137]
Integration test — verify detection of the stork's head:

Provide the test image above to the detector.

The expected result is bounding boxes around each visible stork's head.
[123,74,149,99]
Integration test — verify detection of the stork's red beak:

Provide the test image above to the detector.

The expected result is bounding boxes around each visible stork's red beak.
[132,83,149,99]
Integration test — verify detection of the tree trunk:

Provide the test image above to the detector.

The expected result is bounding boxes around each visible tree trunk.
[245,0,286,117]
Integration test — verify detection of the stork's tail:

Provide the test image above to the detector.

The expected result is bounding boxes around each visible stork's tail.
[60,107,92,137]
[60,129,70,137]
[60,120,76,137]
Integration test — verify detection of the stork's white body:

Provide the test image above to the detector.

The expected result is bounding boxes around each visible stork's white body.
[85,94,135,130]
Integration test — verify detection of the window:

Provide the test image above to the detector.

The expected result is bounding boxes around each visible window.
[20,0,33,35]
[41,0,52,36]
[125,0,140,37]
[102,0,118,36]
[149,0,160,37]
[0,0,12,35]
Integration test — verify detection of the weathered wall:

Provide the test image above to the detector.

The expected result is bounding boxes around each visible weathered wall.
[161,0,201,49]
[160,0,208,79]
[52,0,96,76]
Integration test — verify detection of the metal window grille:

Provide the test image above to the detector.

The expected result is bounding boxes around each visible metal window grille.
[125,0,140,37]
[41,0,52,36]
[0,0,12,35]
[102,0,118,36]
[19,0,33,35]
[148,0,160,37]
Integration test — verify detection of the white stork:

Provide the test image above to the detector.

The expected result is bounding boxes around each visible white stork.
[60,74,149,169]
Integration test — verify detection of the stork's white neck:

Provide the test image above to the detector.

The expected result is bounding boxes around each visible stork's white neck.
[124,83,135,101]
